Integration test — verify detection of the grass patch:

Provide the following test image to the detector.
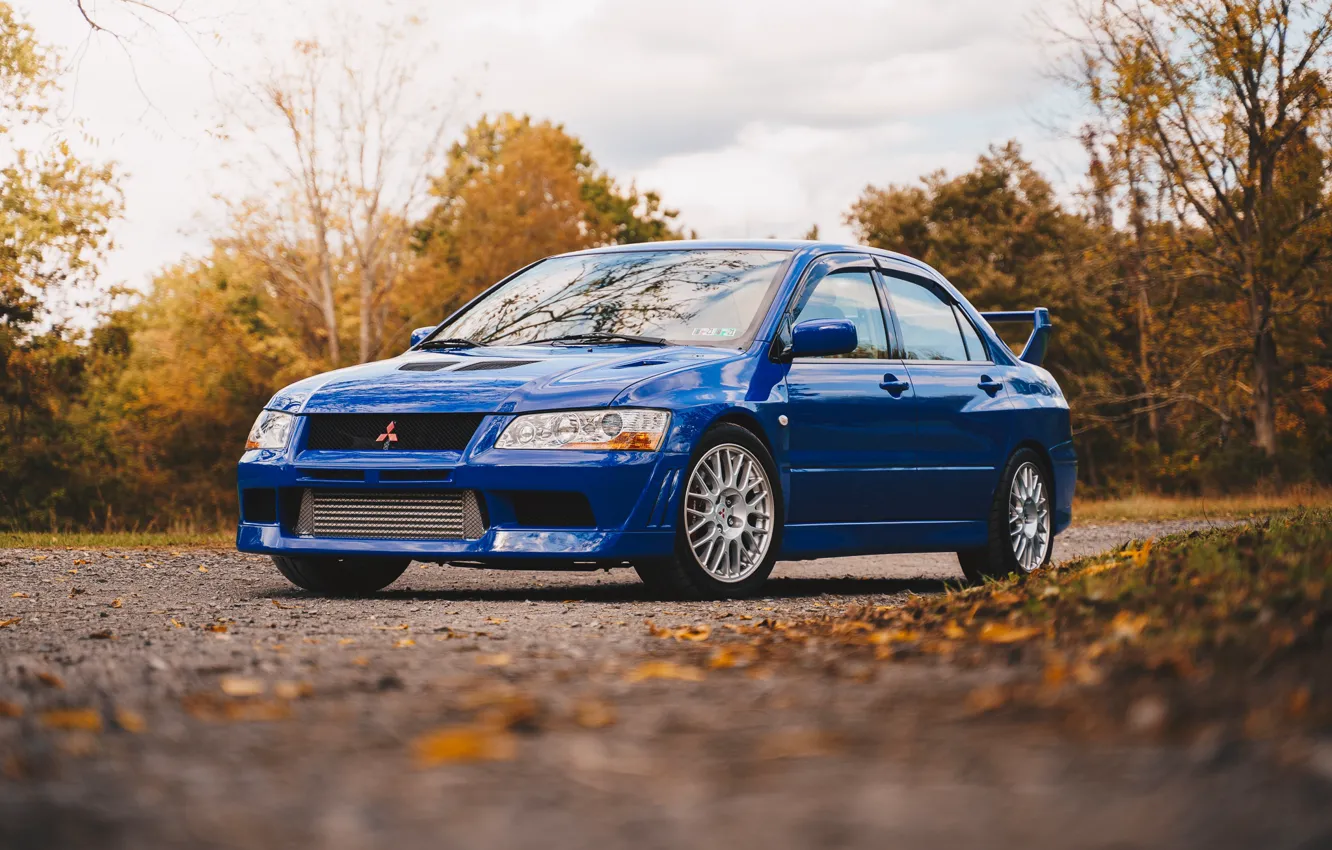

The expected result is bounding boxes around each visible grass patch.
[1073,487,1332,523]
[0,530,233,549]
[720,511,1332,738]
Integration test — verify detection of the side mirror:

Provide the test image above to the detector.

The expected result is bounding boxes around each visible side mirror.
[409,326,437,349]
[789,318,858,358]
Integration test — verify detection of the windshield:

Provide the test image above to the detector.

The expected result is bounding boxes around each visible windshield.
[433,249,790,347]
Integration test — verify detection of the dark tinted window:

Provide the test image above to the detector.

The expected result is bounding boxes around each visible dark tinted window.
[438,249,788,346]
[791,270,888,359]
[954,306,988,361]
[884,277,967,361]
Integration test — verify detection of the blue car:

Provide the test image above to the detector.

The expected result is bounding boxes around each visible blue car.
[237,240,1076,598]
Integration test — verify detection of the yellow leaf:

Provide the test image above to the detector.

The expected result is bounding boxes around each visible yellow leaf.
[0,700,23,718]
[394,638,416,649]
[338,638,356,646]
[270,599,300,610]
[624,661,705,683]
[978,622,1043,644]
[756,728,841,760]
[475,652,510,667]
[274,681,312,700]
[942,620,967,640]
[869,628,919,644]
[219,676,264,697]
[707,644,758,669]
[198,566,209,573]
[647,621,712,641]
[36,671,64,689]
[485,617,507,625]
[66,568,78,575]
[375,623,410,631]
[204,623,228,633]
[110,598,122,608]
[351,656,369,667]
[0,617,21,629]
[1108,611,1150,641]
[573,698,616,729]
[115,709,146,734]
[412,724,516,767]
[965,685,1009,714]
[10,592,28,599]
[169,618,185,629]
[40,708,102,732]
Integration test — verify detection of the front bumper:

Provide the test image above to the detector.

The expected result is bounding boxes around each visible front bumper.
[236,415,685,565]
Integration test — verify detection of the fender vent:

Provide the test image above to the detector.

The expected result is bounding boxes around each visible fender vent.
[398,361,456,372]
[455,359,541,372]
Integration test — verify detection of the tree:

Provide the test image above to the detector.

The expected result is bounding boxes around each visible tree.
[406,114,681,338]
[1069,0,1332,456]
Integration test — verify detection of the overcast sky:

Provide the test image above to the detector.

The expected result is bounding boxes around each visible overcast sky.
[19,0,1086,297]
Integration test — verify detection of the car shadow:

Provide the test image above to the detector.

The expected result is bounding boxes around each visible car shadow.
[257,574,960,604]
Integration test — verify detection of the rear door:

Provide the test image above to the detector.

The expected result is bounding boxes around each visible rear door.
[782,254,918,525]
[877,264,1014,521]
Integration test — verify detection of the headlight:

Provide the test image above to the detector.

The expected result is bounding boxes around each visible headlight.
[245,410,295,450]
[495,409,670,451]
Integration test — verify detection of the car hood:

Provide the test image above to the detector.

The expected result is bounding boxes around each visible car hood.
[266,346,739,414]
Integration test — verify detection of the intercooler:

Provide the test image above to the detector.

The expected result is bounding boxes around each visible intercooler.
[292,489,487,540]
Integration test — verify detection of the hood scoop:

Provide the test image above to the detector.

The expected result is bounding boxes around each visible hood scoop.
[455,359,542,372]
[398,361,457,372]
[613,359,670,369]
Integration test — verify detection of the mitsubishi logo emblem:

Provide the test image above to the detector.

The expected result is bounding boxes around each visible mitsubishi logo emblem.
[376,421,398,449]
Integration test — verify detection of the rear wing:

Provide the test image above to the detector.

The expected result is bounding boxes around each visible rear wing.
[979,308,1051,367]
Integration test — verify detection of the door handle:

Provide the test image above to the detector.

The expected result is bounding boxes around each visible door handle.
[880,374,910,396]
[978,375,1003,395]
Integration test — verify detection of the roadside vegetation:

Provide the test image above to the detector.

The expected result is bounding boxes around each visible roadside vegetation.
[655,512,1332,739]
[1074,488,1332,523]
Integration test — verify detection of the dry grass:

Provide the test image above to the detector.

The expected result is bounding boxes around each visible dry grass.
[1,530,233,549]
[1073,488,1332,523]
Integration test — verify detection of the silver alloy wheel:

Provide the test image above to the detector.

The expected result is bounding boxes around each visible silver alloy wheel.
[1008,461,1051,572]
[683,443,774,583]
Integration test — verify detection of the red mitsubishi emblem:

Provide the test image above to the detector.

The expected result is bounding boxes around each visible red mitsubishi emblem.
[376,421,398,448]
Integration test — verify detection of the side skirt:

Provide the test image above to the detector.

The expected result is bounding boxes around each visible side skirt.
[778,520,988,560]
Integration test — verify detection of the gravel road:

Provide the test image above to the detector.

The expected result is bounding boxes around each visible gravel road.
[2,518,1329,849]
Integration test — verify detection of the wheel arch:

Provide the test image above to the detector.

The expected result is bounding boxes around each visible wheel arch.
[705,407,777,459]
[1011,439,1056,505]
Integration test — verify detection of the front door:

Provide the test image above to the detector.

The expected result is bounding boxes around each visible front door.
[879,271,1014,521]
[783,257,918,528]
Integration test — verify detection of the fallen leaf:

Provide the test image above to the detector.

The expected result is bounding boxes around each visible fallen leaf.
[870,628,920,644]
[624,661,705,683]
[40,708,102,732]
[169,618,185,629]
[10,592,28,599]
[182,694,291,723]
[394,638,416,649]
[0,617,21,629]
[219,676,264,697]
[647,622,712,641]
[115,709,146,734]
[942,620,967,640]
[375,623,410,631]
[31,555,47,561]
[965,685,1009,714]
[485,617,507,625]
[756,728,842,760]
[0,701,23,718]
[338,638,357,646]
[978,622,1043,644]
[66,568,78,575]
[87,629,114,640]
[351,656,370,667]
[270,599,300,610]
[204,623,228,633]
[35,671,64,689]
[110,598,122,608]
[707,644,759,669]
[274,681,313,700]
[1108,611,1150,642]
[198,566,209,573]
[573,698,616,729]
[475,652,510,667]
[412,725,516,766]
[68,586,86,598]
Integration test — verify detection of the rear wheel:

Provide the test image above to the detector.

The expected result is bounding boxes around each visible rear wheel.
[634,423,782,599]
[957,447,1052,584]
[272,555,410,595]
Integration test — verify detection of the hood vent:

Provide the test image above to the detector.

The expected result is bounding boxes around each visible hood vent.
[456,359,541,372]
[398,361,457,372]
[613,359,669,369]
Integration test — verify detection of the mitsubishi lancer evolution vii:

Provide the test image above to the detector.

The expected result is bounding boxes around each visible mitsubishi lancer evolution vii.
[237,240,1076,599]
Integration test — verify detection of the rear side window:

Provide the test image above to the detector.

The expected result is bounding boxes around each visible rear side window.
[883,278,967,361]
[791,270,888,359]
[954,306,988,361]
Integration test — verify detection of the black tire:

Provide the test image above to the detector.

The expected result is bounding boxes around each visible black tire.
[272,555,410,595]
[957,447,1053,584]
[634,423,784,600]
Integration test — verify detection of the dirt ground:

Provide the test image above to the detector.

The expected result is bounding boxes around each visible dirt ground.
[1,519,1330,850]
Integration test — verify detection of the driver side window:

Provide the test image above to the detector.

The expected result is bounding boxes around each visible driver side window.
[791,271,888,359]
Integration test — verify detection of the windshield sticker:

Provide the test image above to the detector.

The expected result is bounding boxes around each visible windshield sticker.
[691,327,737,337]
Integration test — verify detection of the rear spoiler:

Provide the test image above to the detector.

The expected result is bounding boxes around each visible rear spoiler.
[979,308,1052,367]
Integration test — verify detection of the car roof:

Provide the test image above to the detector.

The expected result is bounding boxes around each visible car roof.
[550,238,929,270]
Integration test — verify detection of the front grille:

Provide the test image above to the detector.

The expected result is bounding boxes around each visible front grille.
[303,413,486,451]
[293,489,487,540]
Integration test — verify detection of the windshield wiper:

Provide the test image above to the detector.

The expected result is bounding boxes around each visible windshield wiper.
[523,332,669,347]
[417,337,481,350]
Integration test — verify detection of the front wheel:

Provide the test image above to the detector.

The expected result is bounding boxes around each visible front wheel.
[272,555,410,595]
[957,448,1053,584]
[634,423,782,599]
